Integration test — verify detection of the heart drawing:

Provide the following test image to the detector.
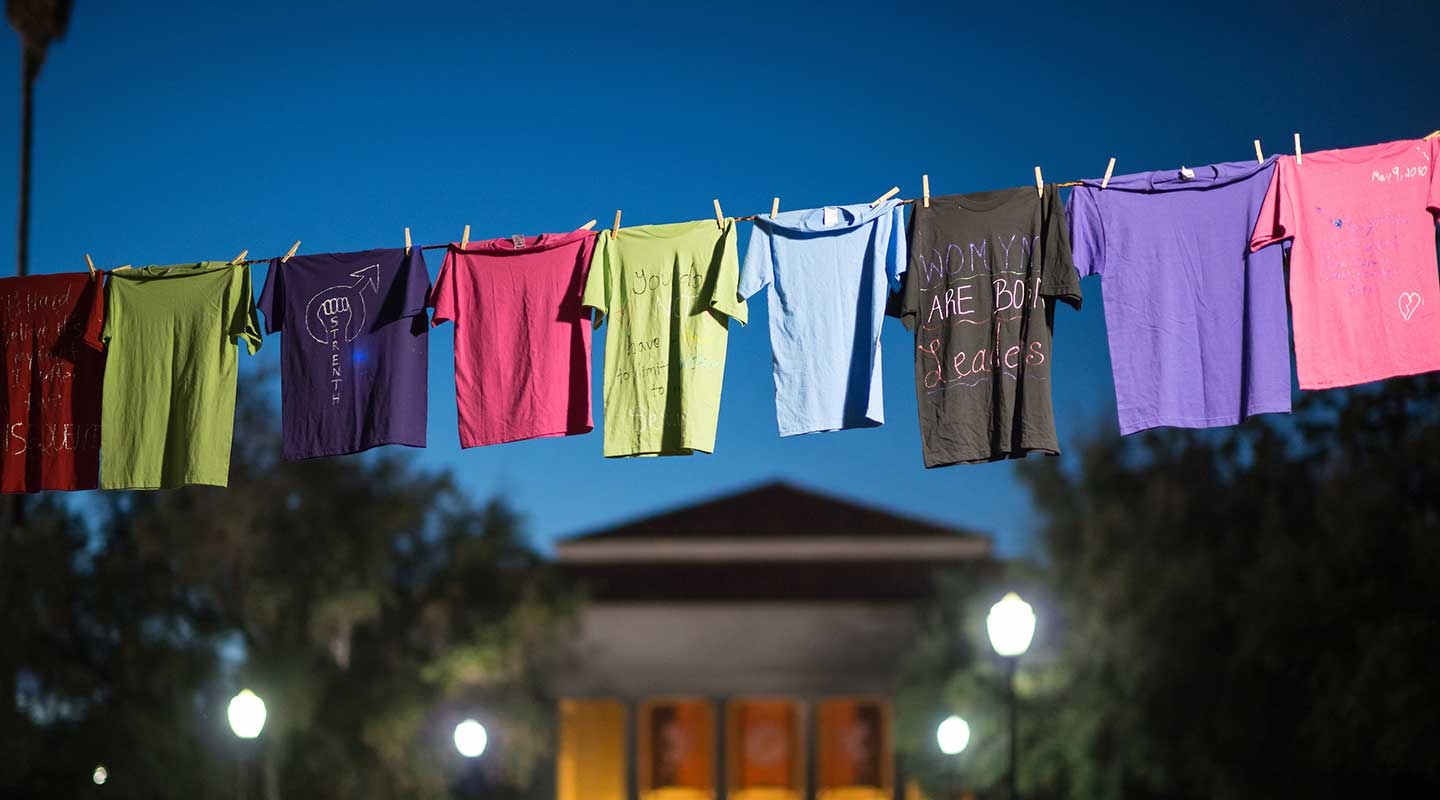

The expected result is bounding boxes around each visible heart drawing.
[1398,291,1423,321]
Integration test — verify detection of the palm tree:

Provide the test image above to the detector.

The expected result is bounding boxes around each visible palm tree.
[7,0,74,277]
[4,0,73,535]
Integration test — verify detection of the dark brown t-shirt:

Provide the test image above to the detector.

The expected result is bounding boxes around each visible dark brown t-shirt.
[899,186,1081,467]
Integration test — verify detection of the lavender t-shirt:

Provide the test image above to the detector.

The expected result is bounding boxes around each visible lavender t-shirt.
[258,248,431,459]
[1068,159,1291,435]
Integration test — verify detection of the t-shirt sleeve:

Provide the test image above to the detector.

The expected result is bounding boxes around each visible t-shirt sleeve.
[738,222,774,301]
[82,272,108,351]
[430,249,458,327]
[402,247,431,319]
[707,219,748,326]
[232,265,264,355]
[257,258,283,334]
[1042,186,1082,310]
[1251,157,1295,251]
[581,232,611,329]
[886,203,908,292]
[897,211,920,332]
[1428,137,1440,220]
[1066,186,1105,279]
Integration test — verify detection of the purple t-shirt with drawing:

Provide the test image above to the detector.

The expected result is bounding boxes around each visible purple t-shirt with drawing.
[258,248,431,460]
[1067,159,1292,436]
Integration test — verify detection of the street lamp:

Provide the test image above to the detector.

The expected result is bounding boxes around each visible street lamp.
[987,593,1035,800]
[937,715,971,755]
[92,765,108,785]
[454,719,488,758]
[227,689,267,739]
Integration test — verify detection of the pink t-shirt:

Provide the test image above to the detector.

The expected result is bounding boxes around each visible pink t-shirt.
[431,230,597,447]
[1251,137,1440,389]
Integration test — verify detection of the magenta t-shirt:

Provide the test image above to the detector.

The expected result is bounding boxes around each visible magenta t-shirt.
[1251,138,1440,389]
[431,230,596,447]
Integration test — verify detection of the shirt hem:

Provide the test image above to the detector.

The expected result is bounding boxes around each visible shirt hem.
[460,425,594,449]
[284,437,427,461]
[923,444,1060,468]
[100,476,230,490]
[1298,363,1440,390]
[603,444,715,458]
[778,416,883,437]
[2,481,100,494]
[1117,404,1293,436]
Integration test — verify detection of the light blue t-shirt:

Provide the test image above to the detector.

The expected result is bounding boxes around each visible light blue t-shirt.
[740,199,907,436]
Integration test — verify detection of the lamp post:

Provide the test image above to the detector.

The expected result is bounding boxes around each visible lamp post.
[227,690,266,800]
[987,593,1035,800]
[937,715,971,800]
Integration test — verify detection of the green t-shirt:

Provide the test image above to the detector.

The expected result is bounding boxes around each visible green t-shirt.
[85,262,262,489]
[582,219,747,457]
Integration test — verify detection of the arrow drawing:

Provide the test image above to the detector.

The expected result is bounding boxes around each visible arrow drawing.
[305,264,381,345]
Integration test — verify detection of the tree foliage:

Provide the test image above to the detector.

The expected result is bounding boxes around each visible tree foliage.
[900,375,1440,800]
[1,374,576,799]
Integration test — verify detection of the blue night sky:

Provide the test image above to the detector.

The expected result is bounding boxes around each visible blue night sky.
[1,1,1433,555]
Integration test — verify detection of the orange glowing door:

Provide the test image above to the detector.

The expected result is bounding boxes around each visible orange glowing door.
[639,698,715,800]
[817,698,892,800]
[727,699,802,800]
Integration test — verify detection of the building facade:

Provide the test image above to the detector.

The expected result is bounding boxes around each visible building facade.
[552,482,993,800]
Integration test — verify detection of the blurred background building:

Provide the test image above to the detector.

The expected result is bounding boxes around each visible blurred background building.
[552,482,993,800]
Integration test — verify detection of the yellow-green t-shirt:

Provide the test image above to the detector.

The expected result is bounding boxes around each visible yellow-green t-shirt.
[582,219,747,457]
[85,262,262,489]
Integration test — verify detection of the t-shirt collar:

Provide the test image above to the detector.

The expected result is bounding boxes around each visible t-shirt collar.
[1114,156,1279,192]
[456,228,593,254]
[767,199,897,233]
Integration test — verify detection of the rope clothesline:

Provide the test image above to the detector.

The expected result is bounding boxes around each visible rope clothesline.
[84,129,1440,274]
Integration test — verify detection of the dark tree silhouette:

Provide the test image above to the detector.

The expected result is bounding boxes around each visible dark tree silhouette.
[2,374,578,799]
[900,375,1440,800]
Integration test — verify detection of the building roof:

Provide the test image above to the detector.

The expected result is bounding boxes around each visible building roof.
[564,481,988,542]
[555,481,995,602]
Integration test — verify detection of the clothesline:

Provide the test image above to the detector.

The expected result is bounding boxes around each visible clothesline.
[83,129,1440,273]
[78,174,1100,271]
[12,126,1440,492]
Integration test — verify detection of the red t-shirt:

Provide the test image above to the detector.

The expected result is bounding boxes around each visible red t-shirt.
[0,272,106,492]
[430,230,596,447]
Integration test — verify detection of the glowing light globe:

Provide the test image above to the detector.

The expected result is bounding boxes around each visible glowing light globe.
[454,719,488,758]
[937,715,971,755]
[987,592,1036,657]
[227,689,267,739]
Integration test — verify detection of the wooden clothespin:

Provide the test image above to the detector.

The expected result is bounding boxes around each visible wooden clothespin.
[1034,166,1044,198]
[1101,157,1116,189]
[869,186,899,208]
[612,210,622,235]
[922,175,930,208]
[281,241,300,263]
[461,225,470,248]
[1254,139,1264,163]
[713,198,725,228]
[1424,130,1440,140]
[85,254,96,275]
[771,197,780,218]
[231,250,250,265]
[579,219,597,231]
[404,227,412,254]
[114,265,131,271]
[1294,132,1303,165]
